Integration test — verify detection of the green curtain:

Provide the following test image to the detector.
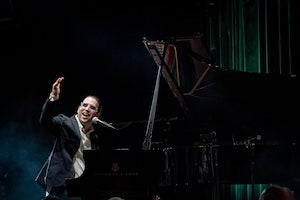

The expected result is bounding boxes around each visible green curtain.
[204,0,294,199]
[207,0,294,76]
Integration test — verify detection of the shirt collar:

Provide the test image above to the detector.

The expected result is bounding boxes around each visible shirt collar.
[75,115,94,135]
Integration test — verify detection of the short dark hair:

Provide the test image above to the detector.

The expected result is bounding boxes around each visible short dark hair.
[83,95,102,113]
[259,185,294,200]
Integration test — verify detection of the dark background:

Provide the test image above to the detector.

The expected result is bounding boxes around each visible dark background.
[0,1,209,199]
[0,0,298,199]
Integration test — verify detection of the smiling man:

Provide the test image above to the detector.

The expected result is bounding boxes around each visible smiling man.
[35,77,102,200]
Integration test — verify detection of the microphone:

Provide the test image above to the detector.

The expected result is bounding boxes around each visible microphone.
[246,134,262,143]
[233,134,262,146]
[92,117,117,130]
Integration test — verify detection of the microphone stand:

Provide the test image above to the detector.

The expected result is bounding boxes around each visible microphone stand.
[202,132,219,200]
[245,141,256,200]
[233,136,259,200]
[209,141,219,200]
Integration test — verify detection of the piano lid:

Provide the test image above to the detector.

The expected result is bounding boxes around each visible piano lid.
[143,34,216,120]
[143,34,299,145]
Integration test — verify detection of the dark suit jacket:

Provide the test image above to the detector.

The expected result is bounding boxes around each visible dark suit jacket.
[35,98,99,188]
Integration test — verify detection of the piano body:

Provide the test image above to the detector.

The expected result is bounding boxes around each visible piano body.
[66,149,165,200]
[66,34,299,199]
[141,34,300,192]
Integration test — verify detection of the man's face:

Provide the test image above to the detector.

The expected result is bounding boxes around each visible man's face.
[77,96,100,125]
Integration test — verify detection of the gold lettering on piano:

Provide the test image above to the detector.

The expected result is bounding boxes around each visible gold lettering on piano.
[94,172,139,176]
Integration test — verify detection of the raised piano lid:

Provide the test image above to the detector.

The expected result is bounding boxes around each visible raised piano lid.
[143,34,299,146]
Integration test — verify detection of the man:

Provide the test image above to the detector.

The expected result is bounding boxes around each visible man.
[35,77,102,199]
[259,185,295,200]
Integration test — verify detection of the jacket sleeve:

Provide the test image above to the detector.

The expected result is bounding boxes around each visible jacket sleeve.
[39,97,62,135]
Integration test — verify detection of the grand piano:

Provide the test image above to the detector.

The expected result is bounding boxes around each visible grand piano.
[66,34,299,200]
